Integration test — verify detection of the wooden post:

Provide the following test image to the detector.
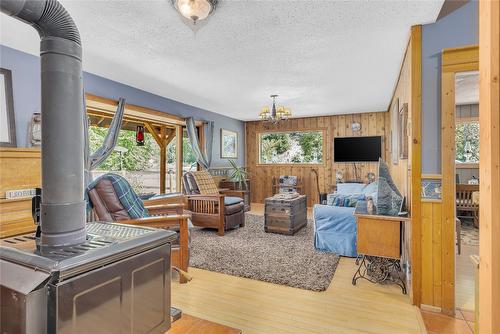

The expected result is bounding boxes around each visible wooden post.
[410,25,423,307]
[479,1,500,333]
[176,126,183,193]
[159,126,167,194]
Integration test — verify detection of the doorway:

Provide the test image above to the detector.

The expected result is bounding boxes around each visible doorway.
[454,71,479,316]
[440,45,479,315]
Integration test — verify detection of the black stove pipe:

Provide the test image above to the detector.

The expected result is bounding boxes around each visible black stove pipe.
[1,0,86,246]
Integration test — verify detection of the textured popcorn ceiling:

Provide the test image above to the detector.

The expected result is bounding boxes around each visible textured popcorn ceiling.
[0,0,443,120]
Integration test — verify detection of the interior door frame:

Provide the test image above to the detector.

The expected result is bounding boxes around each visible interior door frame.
[440,45,479,314]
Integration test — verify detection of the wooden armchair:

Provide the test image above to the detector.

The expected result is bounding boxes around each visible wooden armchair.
[87,174,191,283]
[183,171,245,236]
[456,184,479,228]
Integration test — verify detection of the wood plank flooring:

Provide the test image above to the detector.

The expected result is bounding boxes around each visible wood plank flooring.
[456,244,478,311]
[172,204,425,334]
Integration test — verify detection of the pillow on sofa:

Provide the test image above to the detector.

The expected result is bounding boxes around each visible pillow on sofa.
[336,183,366,195]
[327,193,365,207]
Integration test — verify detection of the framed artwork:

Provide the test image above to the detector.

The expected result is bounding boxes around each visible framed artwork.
[220,128,238,159]
[399,103,408,159]
[391,98,399,164]
[0,68,16,147]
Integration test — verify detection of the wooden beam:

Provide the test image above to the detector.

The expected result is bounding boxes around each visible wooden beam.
[160,126,167,194]
[86,94,204,127]
[410,25,423,308]
[144,122,163,148]
[176,126,183,193]
[440,69,456,315]
[479,1,500,332]
[164,129,176,147]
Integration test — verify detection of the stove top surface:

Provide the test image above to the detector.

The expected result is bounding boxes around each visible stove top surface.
[0,222,176,279]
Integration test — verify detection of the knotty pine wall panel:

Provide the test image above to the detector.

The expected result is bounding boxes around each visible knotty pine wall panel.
[245,112,390,206]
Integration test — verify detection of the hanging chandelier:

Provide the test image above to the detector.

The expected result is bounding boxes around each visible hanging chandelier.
[171,0,217,25]
[259,95,292,124]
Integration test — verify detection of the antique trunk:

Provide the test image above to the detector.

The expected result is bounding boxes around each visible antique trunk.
[264,195,307,235]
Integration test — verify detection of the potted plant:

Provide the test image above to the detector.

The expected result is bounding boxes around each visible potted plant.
[227,159,248,190]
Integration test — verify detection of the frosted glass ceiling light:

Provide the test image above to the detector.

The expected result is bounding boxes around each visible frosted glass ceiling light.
[172,0,217,25]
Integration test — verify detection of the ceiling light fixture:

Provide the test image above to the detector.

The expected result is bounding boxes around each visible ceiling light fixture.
[259,95,292,124]
[171,0,217,25]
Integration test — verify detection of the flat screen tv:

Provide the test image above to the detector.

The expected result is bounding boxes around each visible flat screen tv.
[334,136,382,162]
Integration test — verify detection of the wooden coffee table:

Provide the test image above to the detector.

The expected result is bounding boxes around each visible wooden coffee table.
[167,314,241,334]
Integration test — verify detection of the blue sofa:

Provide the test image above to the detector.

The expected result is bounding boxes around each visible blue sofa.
[313,182,378,257]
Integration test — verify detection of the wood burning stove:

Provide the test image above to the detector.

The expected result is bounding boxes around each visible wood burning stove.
[0,1,177,333]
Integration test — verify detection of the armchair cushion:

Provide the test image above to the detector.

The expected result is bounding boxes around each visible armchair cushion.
[224,196,244,206]
[88,173,148,219]
[225,202,245,215]
[192,171,219,195]
[183,173,201,195]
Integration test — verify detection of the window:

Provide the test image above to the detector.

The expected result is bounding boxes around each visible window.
[455,121,479,163]
[259,131,324,164]
[89,125,161,194]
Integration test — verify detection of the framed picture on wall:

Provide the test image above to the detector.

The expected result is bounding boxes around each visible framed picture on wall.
[399,103,408,159]
[220,128,238,159]
[391,98,399,164]
[0,68,16,147]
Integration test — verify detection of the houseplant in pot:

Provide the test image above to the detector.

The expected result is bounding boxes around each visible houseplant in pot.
[227,159,249,190]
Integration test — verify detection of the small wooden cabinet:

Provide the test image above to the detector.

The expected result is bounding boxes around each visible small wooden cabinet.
[352,201,411,294]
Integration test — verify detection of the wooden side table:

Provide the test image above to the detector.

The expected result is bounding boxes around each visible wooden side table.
[352,201,411,294]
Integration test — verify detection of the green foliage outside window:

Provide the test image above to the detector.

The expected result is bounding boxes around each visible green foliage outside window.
[89,126,197,172]
[167,136,198,169]
[455,122,479,163]
[89,126,160,171]
[259,131,323,164]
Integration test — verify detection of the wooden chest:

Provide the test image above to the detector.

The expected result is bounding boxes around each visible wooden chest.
[264,195,307,235]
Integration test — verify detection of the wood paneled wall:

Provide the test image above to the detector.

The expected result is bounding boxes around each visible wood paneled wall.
[0,148,41,237]
[245,112,389,207]
[387,26,422,306]
[479,1,500,331]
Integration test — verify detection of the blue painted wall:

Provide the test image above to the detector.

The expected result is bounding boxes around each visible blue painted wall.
[0,44,245,167]
[421,0,478,173]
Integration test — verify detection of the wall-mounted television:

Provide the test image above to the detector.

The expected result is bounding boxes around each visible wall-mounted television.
[334,136,382,162]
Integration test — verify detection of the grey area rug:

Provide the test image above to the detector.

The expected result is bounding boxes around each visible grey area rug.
[189,213,340,291]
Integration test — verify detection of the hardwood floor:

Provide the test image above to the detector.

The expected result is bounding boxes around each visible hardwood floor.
[172,204,425,334]
[456,244,478,311]
[172,261,425,334]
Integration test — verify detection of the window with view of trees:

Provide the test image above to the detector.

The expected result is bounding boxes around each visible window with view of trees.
[455,121,479,163]
[89,125,197,194]
[259,131,324,164]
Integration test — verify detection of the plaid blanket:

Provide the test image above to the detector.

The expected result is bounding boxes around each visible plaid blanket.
[87,173,149,219]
